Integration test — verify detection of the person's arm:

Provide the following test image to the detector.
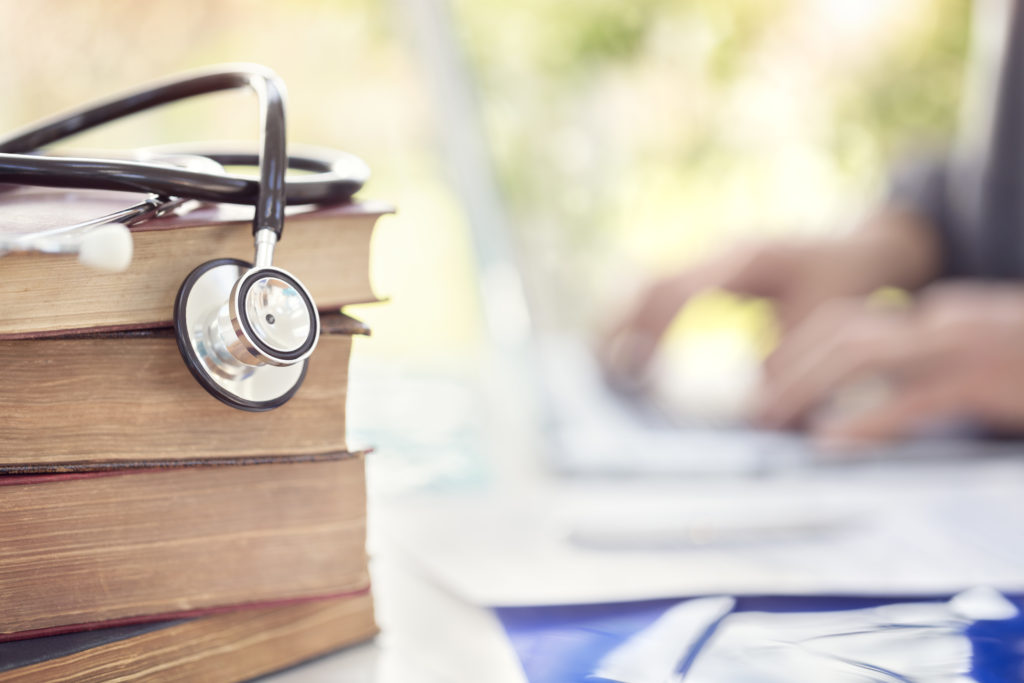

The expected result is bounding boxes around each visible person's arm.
[754,281,1024,444]
[601,204,943,385]
[841,202,944,291]
[886,155,972,280]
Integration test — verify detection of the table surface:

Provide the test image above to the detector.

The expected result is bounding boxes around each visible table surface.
[261,547,526,683]
[262,366,1024,682]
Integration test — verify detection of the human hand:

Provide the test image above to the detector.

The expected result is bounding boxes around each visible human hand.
[755,283,1024,444]
[601,209,940,387]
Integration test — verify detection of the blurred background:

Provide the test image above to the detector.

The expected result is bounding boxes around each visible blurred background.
[0,0,971,490]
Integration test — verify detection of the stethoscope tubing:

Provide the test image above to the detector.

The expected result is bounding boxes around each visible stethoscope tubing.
[0,147,367,207]
[0,64,367,237]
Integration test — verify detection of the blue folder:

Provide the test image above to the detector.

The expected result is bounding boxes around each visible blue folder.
[497,594,1024,682]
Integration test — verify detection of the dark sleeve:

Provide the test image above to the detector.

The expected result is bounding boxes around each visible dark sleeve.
[886,155,971,279]
[884,2,1024,282]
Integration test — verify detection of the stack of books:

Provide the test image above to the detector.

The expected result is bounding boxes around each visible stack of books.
[0,188,390,680]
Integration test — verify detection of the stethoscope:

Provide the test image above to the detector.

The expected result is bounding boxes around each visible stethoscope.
[0,64,369,411]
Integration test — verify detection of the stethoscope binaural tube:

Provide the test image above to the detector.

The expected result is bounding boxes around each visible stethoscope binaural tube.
[0,64,367,221]
[0,64,363,410]
[0,145,367,208]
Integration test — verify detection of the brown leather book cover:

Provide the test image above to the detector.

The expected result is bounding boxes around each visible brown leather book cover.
[0,312,366,471]
[0,186,391,338]
[0,593,377,682]
[0,457,369,639]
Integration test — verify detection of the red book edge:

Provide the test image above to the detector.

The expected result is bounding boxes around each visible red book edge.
[0,449,371,478]
[0,585,373,643]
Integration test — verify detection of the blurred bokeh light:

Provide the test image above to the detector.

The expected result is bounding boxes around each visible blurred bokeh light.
[0,0,969,365]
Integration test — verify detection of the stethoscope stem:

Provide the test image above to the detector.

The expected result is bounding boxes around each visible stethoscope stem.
[5,194,182,246]
[0,193,183,272]
[253,229,278,269]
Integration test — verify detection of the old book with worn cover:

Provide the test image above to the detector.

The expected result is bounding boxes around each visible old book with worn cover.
[0,457,369,640]
[0,187,381,670]
[0,187,390,338]
[0,312,365,471]
[0,594,377,682]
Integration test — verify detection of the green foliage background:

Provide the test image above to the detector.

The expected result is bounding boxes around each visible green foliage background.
[0,0,975,350]
[452,0,972,324]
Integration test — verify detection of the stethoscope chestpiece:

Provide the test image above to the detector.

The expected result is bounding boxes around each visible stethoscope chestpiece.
[174,258,320,411]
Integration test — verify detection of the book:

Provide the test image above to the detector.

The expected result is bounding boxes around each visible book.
[0,593,377,682]
[0,186,381,673]
[0,457,369,639]
[0,313,365,471]
[0,186,391,338]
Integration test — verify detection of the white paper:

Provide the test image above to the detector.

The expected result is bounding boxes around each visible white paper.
[684,593,996,682]
[380,457,1024,606]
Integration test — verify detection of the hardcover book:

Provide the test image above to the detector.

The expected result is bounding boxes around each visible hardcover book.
[0,313,365,470]
[0,594,377,682]
[0,457,369,640]
[0,186,390,337]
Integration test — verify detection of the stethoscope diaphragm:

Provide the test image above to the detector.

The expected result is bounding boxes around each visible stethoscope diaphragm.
[174,258,319,411]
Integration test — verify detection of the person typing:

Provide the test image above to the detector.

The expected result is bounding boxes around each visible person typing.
[605,1,1024,446]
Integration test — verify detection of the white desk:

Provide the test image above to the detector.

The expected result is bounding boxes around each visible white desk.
[263,520,526,683]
